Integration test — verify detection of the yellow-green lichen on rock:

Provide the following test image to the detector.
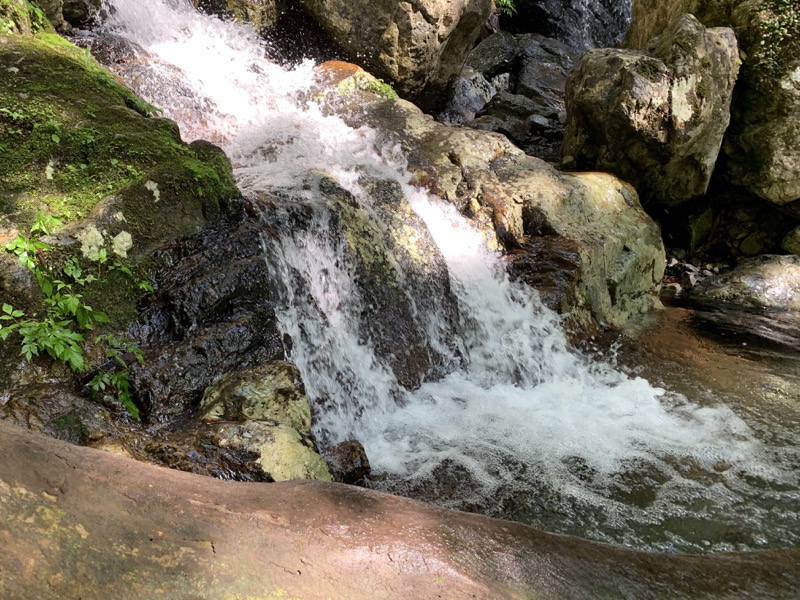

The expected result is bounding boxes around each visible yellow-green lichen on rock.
[200,362,332,482]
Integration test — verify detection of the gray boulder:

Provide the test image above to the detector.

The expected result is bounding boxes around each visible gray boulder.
[563,14,739,206]
[626,0,800,207]
[295,0,492,112]
[690,254,800,310]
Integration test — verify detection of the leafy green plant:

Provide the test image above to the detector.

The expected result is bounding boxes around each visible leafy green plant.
[28,2,45,32]
[88,334,143,421]
[1,212,143,419]
[494,0,517,16]
[365,78,399,100]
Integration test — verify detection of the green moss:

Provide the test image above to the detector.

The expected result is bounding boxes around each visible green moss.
[0,0,32,35]
[1,32,239,334]
[0,35,182,226]
[745,0,800,83]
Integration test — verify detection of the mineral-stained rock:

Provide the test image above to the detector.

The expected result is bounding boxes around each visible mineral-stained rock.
[563,14,739,207]
[294,0,492,112]
[200,361,310,429]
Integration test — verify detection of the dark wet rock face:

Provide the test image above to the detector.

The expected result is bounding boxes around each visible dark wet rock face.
[502,0,633,50]
[130,206,285,424]
[443,32,577,161]
[323,439,371,484]
[506,236,582,313]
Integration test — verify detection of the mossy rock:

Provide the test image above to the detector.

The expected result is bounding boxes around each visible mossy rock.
[0,0,35,35]
[0,34,238,232]
[0,32,240,392]
[0,33,239,312]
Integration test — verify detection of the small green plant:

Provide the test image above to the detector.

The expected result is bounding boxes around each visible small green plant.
[365,78,399,100]
[88,334,143,421]
[0,212,143,419]
[751,0,800,81]
[494,0,517,16]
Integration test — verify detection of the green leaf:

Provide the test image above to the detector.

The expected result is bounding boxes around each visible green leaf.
[51,133,60,144]
[2,304,12,314]
[92,310,111,324]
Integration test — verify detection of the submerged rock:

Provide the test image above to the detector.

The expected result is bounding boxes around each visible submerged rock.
[294,0,492,112]
[563,14,739,207]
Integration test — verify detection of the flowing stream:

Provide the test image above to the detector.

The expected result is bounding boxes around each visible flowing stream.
[100,0,798,552]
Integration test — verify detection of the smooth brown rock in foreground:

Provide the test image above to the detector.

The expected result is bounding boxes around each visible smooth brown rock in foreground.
[0,420,797,599]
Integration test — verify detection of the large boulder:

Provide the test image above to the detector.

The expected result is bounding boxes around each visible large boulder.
[563,14,739,207]
[294,0,492,112]
[626,0,800,207]
[1,420,798,599]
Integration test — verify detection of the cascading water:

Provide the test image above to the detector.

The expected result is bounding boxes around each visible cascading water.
[100,0,798,552]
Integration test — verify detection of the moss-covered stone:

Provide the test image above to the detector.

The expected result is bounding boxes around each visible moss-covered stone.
[0,0,34,35]
[0,31,240,402]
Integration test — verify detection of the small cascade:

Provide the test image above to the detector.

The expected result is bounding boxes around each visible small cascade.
[100,0,798,552]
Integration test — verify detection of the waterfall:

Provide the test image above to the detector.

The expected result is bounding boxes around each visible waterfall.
[100,0,795,551]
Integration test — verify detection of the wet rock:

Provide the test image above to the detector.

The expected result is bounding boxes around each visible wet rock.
[142,425,271,481]
[4,420,799,600]
[506,236,582,313]
[323,439,371,484]
[0,382,123,445]
[200,361,309,427]
[563,14,740,207]
[284,174,459,388]
[294,0,493,112]
[333,90,664,329]
[130,210,285,423]
[689,254,800,310]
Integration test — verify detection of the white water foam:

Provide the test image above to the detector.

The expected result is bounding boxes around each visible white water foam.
[102,0,795,550]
